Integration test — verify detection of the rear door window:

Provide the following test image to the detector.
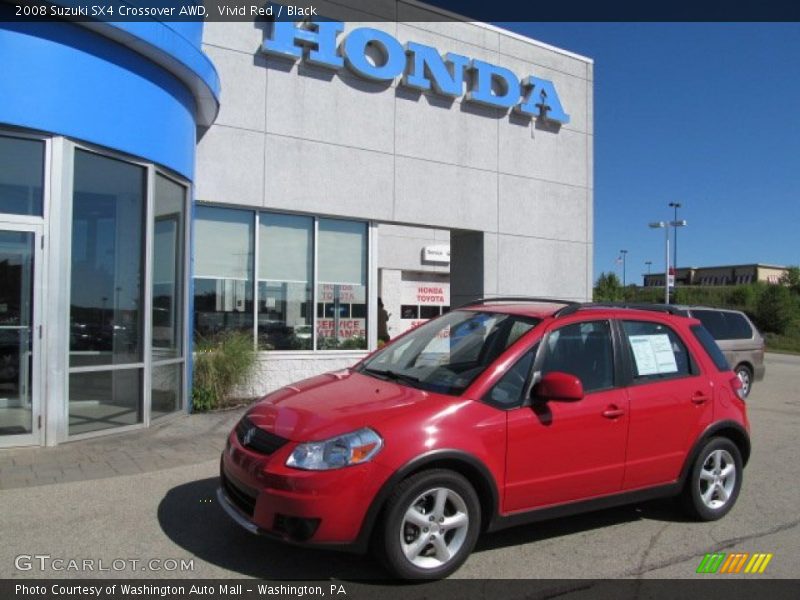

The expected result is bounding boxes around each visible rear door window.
[691,310,728,339]
[621,320,697,382]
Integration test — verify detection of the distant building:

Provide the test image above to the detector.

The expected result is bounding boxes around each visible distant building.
[644,264,788,287]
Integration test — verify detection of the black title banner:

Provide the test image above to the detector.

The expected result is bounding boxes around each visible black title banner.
[3,0,800,22]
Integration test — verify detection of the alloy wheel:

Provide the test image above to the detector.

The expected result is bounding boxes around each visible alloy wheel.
[737,368,751,397]
[698,449,736,510]
[399,487,470,569]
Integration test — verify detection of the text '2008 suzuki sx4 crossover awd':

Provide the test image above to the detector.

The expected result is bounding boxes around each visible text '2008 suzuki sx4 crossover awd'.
[219,299,750,579]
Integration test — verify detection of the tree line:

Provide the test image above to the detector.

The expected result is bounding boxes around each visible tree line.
[594,267,800,336]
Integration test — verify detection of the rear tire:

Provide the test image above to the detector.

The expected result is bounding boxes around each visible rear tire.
[735,365,753,398]
[680,437,742,521]
[375,469,481,580]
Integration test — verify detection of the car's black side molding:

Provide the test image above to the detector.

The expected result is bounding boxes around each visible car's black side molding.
[486,483,681,532]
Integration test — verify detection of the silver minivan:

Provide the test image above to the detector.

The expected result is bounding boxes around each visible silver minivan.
[675,306,766,397]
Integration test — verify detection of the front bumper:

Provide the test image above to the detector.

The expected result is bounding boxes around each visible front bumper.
[217,486,261,535]
[218,431,393,548]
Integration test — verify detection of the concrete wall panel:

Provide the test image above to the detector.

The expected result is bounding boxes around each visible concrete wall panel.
[202,45,267,132]
[264,134,395,220]
[498,175,588,243]
[394,156,498,231]
[195,125,264,206]
[265,59,396,154]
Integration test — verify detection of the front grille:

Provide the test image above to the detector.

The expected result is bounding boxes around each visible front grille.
[235,416,289,455]
[221,469,257,517]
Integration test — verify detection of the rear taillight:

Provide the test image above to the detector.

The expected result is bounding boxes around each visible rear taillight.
[730,375,746,401]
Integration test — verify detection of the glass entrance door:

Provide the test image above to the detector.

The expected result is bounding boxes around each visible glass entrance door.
[0,225,41,446]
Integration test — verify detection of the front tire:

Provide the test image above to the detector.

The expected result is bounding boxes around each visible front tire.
[681,437,742,521]
[375,469,481,580]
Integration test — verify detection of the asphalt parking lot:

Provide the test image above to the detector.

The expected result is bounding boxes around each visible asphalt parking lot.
[1,353,798,581]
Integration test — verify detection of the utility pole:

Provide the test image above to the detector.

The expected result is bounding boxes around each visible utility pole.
[669,202,682,283]
[620,250,628,288]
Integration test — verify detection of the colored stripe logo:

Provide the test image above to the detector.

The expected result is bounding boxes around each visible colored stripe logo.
[696,552,773,574]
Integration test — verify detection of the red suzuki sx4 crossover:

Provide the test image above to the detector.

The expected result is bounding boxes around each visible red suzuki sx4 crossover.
[219,299,750,579]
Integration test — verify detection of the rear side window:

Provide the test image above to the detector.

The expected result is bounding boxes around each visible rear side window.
[621,320,696,382]
[691,325,730,371]
[726,312,754,339]
[692,309,754,340]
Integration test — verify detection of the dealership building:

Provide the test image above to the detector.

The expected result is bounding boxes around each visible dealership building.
[0,2,594,447]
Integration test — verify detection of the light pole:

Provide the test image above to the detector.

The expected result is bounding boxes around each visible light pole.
[620,249,628,289]
[669,202,682,280]
[649,222,670,304]
[645,261,652,274]
[649,220,687,304]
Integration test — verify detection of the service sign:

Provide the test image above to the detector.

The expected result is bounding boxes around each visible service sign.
[423,245,451,264]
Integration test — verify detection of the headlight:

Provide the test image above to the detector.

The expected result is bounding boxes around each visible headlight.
[286,428,383,470]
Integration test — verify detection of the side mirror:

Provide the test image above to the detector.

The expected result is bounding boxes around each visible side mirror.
[532,372,584,402]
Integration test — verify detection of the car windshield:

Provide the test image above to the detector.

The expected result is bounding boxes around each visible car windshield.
[358,310,540,395]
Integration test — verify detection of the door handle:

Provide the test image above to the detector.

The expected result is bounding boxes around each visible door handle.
[602,406,625,419]
[691,393,711,405]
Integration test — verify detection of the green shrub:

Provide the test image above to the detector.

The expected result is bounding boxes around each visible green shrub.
[755,285,796,334]
[728,284,761,311]
[594,272,623,302]
[192,331,257,412]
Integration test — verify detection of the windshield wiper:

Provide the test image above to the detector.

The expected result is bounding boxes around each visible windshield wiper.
[362,367,422,387]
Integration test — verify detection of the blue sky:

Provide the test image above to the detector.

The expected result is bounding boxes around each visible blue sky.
[497,23,800,285]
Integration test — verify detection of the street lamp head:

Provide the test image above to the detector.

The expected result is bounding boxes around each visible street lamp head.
[670,219,688,227]
[669,201,682,209]
[649,221,667,228]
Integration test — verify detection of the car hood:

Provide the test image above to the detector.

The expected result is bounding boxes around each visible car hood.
[245,369,449,441]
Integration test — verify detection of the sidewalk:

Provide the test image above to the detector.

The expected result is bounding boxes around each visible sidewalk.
[0,408,246,490]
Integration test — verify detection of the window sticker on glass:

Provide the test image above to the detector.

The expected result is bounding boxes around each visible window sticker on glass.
[629,334,678,376]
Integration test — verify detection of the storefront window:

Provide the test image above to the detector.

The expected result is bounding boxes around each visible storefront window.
[316,218,368,350]
[69,370,142,435]
[258,213,313,350]
[193,206,370,352]
[151,363,182,419]
[69,149,146,434]
[0,135,44,217]
[152,175,185,360]
[69,150,145,368]
[193,206,254,344]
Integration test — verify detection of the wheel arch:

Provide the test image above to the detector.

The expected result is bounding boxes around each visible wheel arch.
[354,450,500,552]
[734,361,754,377]
[679,420,751,488]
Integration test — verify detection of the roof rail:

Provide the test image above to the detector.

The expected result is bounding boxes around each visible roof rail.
[555,302,689,317]
[456,298,691,318]
[458,296,579,309]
